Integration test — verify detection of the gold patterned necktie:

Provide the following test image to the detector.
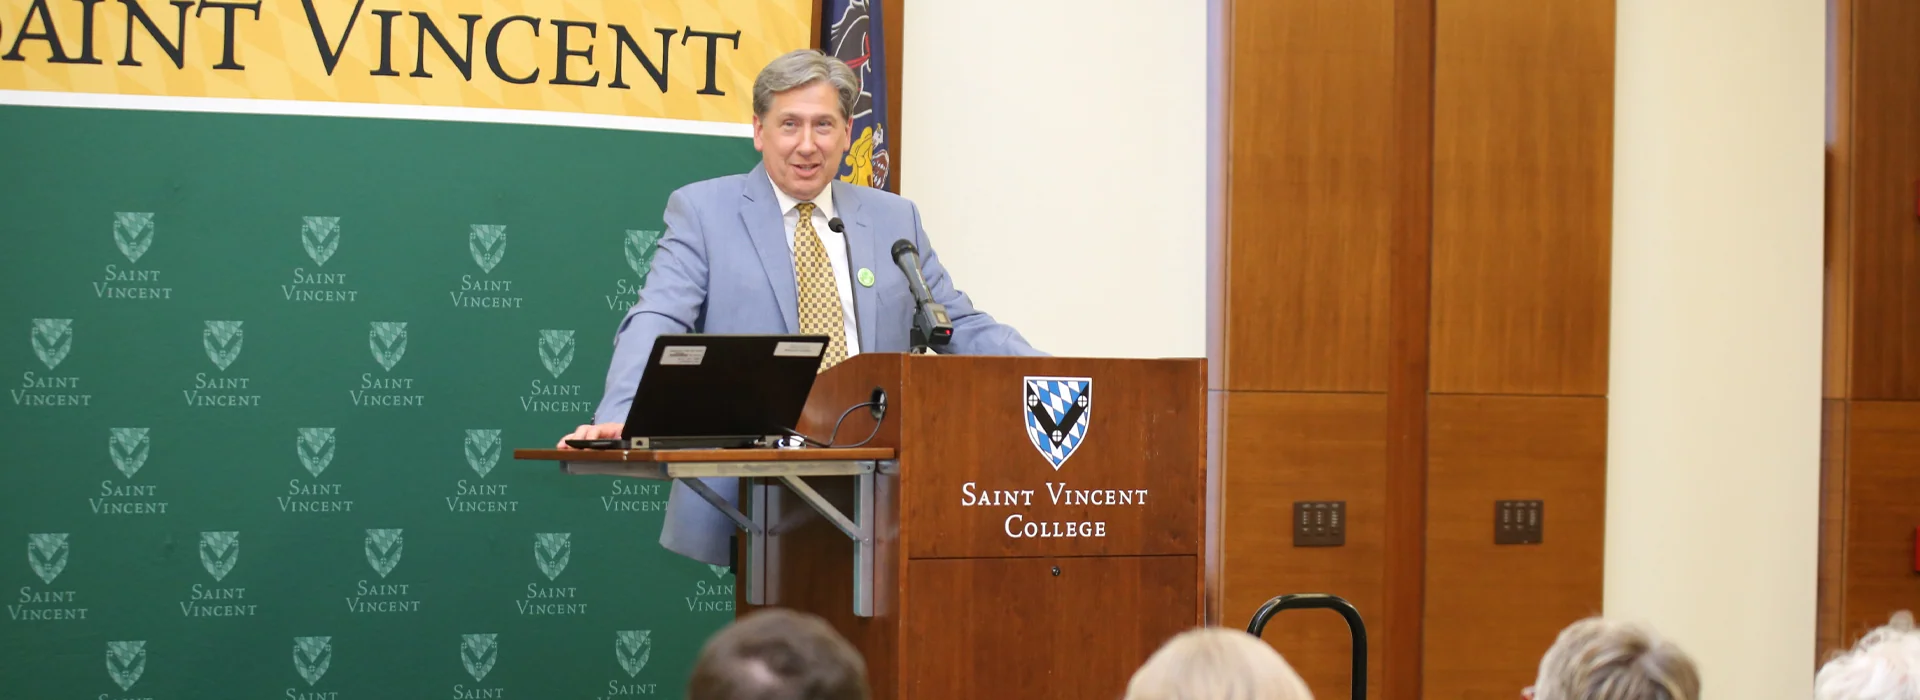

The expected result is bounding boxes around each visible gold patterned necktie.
[792,202,849,371]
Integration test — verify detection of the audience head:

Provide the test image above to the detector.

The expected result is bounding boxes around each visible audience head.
[1815,610,1920,700]
[687,607,868,700]
[1123,626,1314,700]
[1528,617,1699,700]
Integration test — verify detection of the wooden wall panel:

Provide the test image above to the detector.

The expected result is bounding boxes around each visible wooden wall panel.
[1824,0,1920,668]
[1825,143,1853,401]
[1823,0,1853,402]
[1424,395,1607,700]
[1841,401,1920,644]
[1817,399,1848,662]
[1847,0,1920,400]
[1222,0,1611,696]
[1225,0,1394,393]
[1818,0,1853,665]
[1429,0,1614,396]
[1383,0,1435,696]
[1223,392,1386,700]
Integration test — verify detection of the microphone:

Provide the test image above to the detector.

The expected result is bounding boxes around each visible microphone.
[890,239,953,350]
[828,217,845,233]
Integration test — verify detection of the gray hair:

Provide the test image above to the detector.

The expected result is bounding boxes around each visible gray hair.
[1123,627,1314,700]
[1532,618,1700,700]
[752,49,859,121]
[1816,611,1920,700]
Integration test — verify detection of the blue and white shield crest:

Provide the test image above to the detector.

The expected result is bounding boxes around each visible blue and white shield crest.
[1023,376,1092,470]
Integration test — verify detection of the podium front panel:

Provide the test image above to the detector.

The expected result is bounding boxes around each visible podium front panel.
[902,555,1198,700]
[901,357,1204,559]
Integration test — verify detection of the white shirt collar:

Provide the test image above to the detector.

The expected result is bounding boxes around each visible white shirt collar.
[769,173,837,221]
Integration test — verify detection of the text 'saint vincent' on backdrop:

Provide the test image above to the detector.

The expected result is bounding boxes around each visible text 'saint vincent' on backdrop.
[1,0,745,95]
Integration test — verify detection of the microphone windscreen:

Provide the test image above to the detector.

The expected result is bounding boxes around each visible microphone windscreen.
[828,217,845,233]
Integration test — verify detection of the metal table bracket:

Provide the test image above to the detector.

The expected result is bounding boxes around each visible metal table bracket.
[555,457,888,617]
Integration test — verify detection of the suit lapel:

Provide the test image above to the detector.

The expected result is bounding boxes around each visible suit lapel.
[834,180,882,353]
[740,164,799,333]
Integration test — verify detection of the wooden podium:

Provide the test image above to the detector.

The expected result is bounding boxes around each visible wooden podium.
[516,353,1204,700]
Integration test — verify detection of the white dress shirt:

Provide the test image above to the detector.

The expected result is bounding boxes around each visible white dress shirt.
[770,176,861,357]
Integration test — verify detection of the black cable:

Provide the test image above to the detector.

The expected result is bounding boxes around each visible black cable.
[836,409,886,448]
[825,401,878,446]
[781,400,882,448]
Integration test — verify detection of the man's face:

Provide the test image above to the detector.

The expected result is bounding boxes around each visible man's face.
[753,82,850,201]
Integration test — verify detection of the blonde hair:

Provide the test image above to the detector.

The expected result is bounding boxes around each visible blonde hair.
[1815,611,1920,700]
[1532,617,1699,700]
[1123,627,1314,700]
[752,49,859,120]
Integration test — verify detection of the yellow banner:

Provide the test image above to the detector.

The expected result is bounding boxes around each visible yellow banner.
[0,0,812,123]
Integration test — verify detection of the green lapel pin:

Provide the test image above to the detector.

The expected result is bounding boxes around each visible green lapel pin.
[857,268,875,287]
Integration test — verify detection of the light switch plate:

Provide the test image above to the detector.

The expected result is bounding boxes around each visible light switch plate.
[1495,500,1544,545]
[1293,501,1346,547]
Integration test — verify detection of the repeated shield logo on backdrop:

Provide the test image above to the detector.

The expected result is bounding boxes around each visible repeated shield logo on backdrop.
[203,321,243,371]
[616,630,652,678]
[109,428,150,478]
[461,634,497,683]
[465,429,501,478]
[106,640,146,691]
[113,212,153,264]
[364,529,403,579]
[298,428,335,477]
[28,533,68,585]
[538,330,574,379]
[469,225,506,273]
[199,531,239,582]
[31,318,71,370]
[369,322,408,372]
[535,533,570,581]
[302,216,340,266]
[293,636,331,687]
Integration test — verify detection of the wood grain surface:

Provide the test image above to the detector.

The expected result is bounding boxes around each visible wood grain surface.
[1223,392,1387,700]
[1423,395,1607,700]
[902,555,1199,700]
[900,357,1205,560]
[1225,0,1395,393]
[1429,0,1615,396]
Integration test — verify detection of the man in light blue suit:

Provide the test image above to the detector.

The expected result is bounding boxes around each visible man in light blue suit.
[559,49,1043,566]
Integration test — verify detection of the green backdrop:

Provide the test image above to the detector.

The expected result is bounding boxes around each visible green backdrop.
[0,104,757,698]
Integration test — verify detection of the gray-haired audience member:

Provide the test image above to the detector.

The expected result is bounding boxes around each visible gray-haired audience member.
[1123,626,1314,700]
[1816,611,1920,700]
[1526,617,1699,700]
[688,608,868,700]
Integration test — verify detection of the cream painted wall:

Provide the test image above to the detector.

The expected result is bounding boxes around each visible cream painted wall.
[901,2,1208,359]
[1608,1,1825,698]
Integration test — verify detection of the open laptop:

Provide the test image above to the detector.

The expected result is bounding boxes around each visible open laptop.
[604,334,830,450]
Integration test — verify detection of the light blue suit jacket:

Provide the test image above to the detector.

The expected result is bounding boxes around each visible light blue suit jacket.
[594,163,1043,565]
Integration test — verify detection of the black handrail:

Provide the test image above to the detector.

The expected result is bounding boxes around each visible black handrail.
[1246,593,1367,700]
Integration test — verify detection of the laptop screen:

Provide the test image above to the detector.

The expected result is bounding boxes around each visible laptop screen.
[619,334,828,440]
